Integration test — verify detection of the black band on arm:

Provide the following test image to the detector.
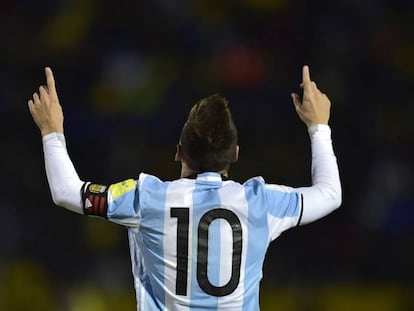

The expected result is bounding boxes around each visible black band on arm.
[82,183,109,219]
[296,193,304,226]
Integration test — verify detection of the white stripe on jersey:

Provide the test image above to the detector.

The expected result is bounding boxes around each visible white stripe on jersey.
[216,181,249,310]
[163,178,196,311]
[218,219,232,287]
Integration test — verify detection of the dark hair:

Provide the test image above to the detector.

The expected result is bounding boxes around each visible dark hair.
[180,94,238,172]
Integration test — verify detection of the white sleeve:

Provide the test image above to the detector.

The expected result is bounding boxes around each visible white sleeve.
[267,124,342,225]
[296,124,342,224]
[42,133,84,214]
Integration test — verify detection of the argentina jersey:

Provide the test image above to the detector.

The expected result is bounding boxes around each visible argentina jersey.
[82,172,302,310]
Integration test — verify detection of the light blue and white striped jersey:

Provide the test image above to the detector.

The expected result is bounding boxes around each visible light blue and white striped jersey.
[84,172,302,310]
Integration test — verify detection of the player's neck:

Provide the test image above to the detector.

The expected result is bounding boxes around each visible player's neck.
[180,163,229,178]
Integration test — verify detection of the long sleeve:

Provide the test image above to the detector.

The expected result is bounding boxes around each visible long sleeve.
[296,124,342,224]
[42,133,84,214]
[265,124,342,225]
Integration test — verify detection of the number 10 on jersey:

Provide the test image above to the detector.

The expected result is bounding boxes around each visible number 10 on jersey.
[170,207,243,297]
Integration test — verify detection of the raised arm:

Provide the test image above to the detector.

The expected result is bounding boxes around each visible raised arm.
[290,66,341,224]
[28,67,84,213]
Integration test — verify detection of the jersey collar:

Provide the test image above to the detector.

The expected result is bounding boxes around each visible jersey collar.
[184,172,228,181]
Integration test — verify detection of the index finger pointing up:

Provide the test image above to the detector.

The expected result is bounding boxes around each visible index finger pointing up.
[302,65,311,83]
[45,67,56,94]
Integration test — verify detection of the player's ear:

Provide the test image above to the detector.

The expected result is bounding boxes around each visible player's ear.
[231,145,239,163]
[175,144,183,162]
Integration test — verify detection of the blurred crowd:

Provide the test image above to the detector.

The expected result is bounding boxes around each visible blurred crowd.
[0,0,413,310]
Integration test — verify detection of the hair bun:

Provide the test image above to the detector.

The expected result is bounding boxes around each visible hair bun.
[180,94,238,171]
[189,94,232,147]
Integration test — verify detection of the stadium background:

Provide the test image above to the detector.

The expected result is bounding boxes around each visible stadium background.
[0,0,413,310]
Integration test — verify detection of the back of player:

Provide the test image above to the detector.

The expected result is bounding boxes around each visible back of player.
[29,66,341,311]
[84,171,300,310]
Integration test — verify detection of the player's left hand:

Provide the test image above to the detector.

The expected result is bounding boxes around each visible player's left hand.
[28,67,64,136]
[291,65,331,127]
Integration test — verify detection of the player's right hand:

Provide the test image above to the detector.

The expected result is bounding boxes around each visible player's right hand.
[28,67,64,136]
[291,65,331,127]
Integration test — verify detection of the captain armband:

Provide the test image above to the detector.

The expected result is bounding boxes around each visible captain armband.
[82,183,109,219]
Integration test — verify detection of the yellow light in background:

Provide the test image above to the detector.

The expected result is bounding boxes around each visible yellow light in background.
[43,0,98,53]
[82,218,123,252]
[260,285,408,311]
[0,261,56,311]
